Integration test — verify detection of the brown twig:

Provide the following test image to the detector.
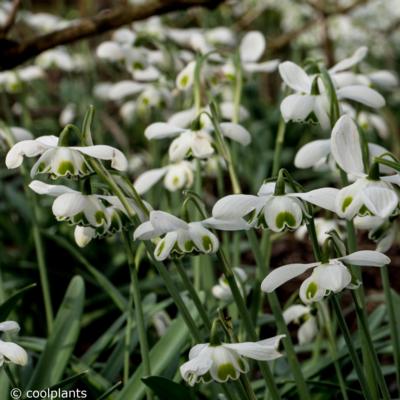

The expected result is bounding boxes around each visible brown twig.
[0,0,21,37]
[0,0,223,71]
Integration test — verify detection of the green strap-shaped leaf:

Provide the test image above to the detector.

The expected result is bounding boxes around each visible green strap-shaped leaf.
[27,275,85,389]
[142,376,196,400]
[0,283,36,321]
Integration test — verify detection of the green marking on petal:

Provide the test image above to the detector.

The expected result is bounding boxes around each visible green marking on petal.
[95,211,106,224]
[184,240,195,252]
[179,75,189,88]
[202,235,213,252]
[306,282,318,299]
[156,239,165,257]
[57,160,75,176]
[217,363,238,381]
[37,162,48,173]
[342,196,353,212]
[275,211,296,230]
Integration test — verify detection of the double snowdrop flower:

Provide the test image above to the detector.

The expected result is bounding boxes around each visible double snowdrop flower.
[6,134,128,179]
[134,161,194,194]
[0,321,28,367]
[293,116,400,220]
[134,210,219,261]
[29,181,147,245]
[212,267,249,301]
[180,335,284,386]
[283,305,318,345]
[144,119,251,162]
[278,57,385,130]
[262,250,390,304]
[207,182,306,232]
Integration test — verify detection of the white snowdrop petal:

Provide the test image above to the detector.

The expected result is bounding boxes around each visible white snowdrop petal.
[154,231,178,261]
[219,123,251,146]
[0,340,28,366]
[176,61,196,90]
[329,46,367,73]
[279,62,311,93]
[243,60,280,73]
[212,194,264,219]
[150,210,188,232]
[283,305,310,324]
[52,193,86,218]
[368,70,398,90]
[74,226,95,248]
[73,145,128,171]
[202,217,253,231]
[337,85,385,109]
[298,317,318,345]
[294,140,331,169]
[280,94,314,122]
[108,80,146,100]
[331,115,364,175]
[261,262,319,292]
[314,263,351,293]
[134,168,167,194]
[29,180,76,196]
[339,250,390,267]
[240,31,265,63]
[361,186,398,219]
[289,188,339,213]
[133,221,158,240]
[0,321,20,333]
[96,41,124,61]
[144,122,185,140]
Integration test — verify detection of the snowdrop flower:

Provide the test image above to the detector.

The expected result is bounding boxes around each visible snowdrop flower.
[212,267,249,301]
[134,161,194,194]
[144,120,251,162]
[283,305,318,345]
[6,134,128,178]
[74,226,96,248]
[293,116,399,220]
[29,181,147,233]
[180,335,284,386]
[0,66,44,93]
[208,182,305,232]
[0,321,28,367]
[36,47,84,72]
[261,250,390,304]
[295,218,340,246]
[22,12,69,33]
[279,61,385,130]
[134,211,219,261]
[358,111,390,139]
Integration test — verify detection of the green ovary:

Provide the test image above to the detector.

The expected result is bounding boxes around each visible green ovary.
[275,211,296,229]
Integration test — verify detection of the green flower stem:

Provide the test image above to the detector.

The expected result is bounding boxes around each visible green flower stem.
[240,375,257,400]
[194,54,203,114]
[271,118,287,177]
[208,107,241,194]
[350,291,390,400]
[330,295,374,400]
[247,230,309,400]
[4,365,18,389]
[174,260,211,331]
[380,266,400,395]
[317,303,349,400]
[122,233,152,398]
[232,52,243,125]
[193,159,203,291]
[216,249,281,400]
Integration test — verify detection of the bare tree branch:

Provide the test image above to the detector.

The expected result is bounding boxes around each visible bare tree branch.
[0,0,223,71]
[0,0,21,37]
